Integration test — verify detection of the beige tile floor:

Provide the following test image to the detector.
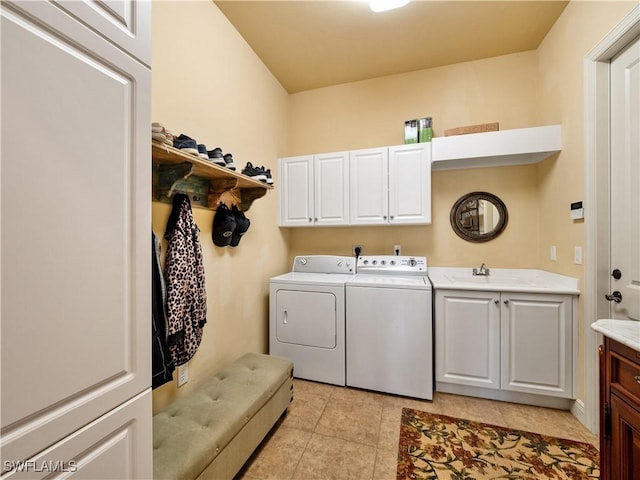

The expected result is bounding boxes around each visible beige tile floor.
[236,379,599,480]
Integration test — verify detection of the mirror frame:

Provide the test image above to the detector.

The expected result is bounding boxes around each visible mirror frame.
[450,191,508,243]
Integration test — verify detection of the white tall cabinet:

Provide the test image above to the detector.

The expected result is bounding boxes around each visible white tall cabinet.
[1,1,152,477]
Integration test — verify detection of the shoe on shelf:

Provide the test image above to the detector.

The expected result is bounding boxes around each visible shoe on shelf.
[197,144,209,160]
[164,130,174,146]
[223,153,236,171]
[173,134,199,156]
[152,122,167,142]
[241,162,267,182]
[207,147,225,166]
[264,167,274,185]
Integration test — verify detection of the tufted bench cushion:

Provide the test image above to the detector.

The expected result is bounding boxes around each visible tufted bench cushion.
[153,353,293,480]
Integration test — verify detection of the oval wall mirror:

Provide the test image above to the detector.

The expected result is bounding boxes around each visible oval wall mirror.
[450,191,508,243]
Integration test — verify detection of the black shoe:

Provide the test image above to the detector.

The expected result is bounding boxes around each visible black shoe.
[242,162,267,182]
[223,153,236,171]
[173,134,199,156]
[197,144,209,160]
[264,167,274,185]
[207,147,225,166]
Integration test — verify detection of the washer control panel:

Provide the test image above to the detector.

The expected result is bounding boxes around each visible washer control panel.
[356,255,427,274]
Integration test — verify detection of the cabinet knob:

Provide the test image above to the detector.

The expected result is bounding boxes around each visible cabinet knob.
[308,218,312,222]
[503,300,509,305]
[634,375,640,385]
[494,300,499,305]
[605,291,622,303]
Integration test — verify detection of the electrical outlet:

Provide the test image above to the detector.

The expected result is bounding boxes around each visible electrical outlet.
[177,364,189,387]
[352,245,363,257]
[550,245,557,261]
[574,246,583,265]
[394,244,402,256]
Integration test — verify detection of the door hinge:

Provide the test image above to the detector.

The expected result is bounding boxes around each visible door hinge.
[604,401,611,440]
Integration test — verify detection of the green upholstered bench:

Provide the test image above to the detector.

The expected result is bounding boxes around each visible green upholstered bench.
[153,353,293,480]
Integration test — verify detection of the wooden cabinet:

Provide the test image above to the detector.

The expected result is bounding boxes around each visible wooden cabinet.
[436,290,575,401]
[278,151,349,226]
[599,337,640,480]
[1,1,152,476]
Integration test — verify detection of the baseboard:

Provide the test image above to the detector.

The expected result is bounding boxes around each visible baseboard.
[571,398,592,432]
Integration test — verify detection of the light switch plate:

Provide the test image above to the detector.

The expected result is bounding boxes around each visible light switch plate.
[177,364,189,387]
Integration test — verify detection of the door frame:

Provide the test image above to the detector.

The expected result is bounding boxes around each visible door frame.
[583,4,639,433]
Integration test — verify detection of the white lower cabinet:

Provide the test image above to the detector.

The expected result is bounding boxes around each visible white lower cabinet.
[436,289,575,400]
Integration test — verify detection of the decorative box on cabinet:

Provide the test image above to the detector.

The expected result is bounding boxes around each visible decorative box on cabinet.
[435,289,575,405]
[599,337,640,480]
[278,151,349,226]
[153,142,272,212]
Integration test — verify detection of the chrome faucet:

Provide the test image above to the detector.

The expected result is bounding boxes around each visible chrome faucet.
[473,263,490,276]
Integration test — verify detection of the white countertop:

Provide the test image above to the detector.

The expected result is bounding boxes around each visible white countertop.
[428,267,580,295]
[591,319,640,352]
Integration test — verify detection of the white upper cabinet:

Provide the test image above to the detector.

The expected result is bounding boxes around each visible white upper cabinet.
[279,155,314,226]
[431,125,561,170]
[314,151,350,226]
[388,144,431,224]
[279,152,349,227]
[349,147,389,225]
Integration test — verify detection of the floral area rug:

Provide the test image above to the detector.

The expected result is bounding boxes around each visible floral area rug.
[397,408,599,480]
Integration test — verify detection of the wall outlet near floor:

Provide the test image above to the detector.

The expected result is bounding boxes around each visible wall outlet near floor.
[574,246,583,265]
[177,363,189,387]
[352,245,363,257]
[394,244,402,256]
[550,245,557,261]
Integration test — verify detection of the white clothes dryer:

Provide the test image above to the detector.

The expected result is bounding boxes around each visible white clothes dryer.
[346,255,433,399]
[269,255,355,386]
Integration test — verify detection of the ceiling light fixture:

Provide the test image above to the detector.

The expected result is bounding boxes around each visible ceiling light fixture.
[369,0,410,13]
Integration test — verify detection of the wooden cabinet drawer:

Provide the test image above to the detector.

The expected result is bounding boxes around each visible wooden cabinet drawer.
[610,341,640,406]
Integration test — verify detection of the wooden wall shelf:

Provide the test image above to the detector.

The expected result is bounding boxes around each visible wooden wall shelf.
[152,141,272,211]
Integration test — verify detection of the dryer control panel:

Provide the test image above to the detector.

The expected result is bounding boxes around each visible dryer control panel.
[356,255,427,275]
[292,255,355,274]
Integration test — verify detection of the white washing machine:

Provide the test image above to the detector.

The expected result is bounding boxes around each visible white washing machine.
[346,255,433,399]
[269,255,355,386]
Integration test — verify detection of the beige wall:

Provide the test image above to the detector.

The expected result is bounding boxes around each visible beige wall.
[150,0,636,415]
[534,0,637,403]
[286,1,637,407]
[288,52,542,267]
[151,1,290,414]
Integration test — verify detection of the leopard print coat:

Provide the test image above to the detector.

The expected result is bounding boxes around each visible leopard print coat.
[164,194,207,366]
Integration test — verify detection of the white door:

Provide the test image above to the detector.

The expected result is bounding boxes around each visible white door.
[610,36,640,321]
[349,147,389,225]
[1,0,151,468]
[435,290,501,390]
[501,293,573,398]
[388,144,432,225]
[278,155,313,226]
[314,151,350,226]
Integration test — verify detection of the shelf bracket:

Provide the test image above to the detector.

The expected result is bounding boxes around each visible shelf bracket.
[154,163,210,207]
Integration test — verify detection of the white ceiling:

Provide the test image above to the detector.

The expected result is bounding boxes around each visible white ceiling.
[215,1,569,93]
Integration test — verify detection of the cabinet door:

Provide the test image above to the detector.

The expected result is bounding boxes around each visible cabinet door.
[278,155,314,226]
[13,0,151,66]
[435,290,501,389]
[314,151,349,226]
[610,393,640,480]
[388,144,431,224]
[501,293,574,398]
[1,1,151,465]
[349,147,389,225]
